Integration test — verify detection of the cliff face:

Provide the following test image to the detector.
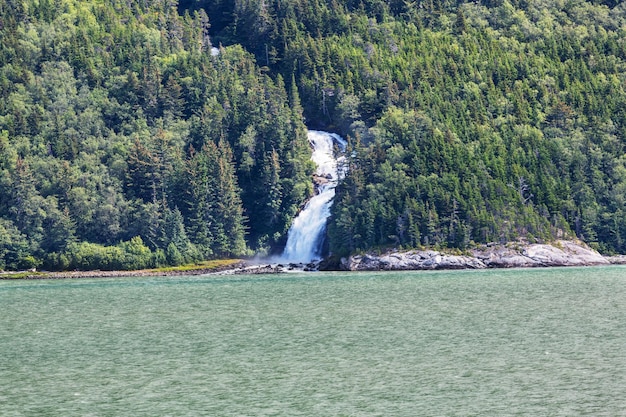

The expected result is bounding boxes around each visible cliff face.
[341,241,611,271]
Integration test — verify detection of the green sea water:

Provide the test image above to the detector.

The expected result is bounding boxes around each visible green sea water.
[2,267,626,416]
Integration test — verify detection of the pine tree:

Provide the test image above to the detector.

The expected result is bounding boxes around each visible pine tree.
[185,143,217,256]
[213,139,247,256]
[126,137,159,203]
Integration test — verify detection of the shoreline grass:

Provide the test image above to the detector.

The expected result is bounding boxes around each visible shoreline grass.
[0,259,245,280]
[145,259,245,273]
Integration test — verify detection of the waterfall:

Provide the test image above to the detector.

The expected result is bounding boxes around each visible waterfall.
[280,130,347,264]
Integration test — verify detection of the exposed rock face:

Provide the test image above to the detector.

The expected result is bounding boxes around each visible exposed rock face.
[341,240,610,271]
[342,251,486,271]
[605,255,626,265]
[473,240,609,268]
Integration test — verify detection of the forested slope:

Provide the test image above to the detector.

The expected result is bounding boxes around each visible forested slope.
[0,0,313,270]
[187,0,626,256]
[2,0,626,271]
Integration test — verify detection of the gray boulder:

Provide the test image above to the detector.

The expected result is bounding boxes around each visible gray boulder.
[341,240,609,271]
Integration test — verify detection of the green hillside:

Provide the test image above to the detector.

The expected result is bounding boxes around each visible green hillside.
[1,0,626,270]
[0,0,313,270]
[188,0,626,256]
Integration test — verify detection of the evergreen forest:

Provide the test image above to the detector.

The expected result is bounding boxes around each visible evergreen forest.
[1,0,626,270]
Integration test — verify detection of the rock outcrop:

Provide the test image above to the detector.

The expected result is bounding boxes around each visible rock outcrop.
[604,255,626,265]
[342,251,486,271]
[341,240,610,271]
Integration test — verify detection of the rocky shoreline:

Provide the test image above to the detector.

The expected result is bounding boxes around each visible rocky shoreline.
[340,240,620,271]
[2,241,624,279]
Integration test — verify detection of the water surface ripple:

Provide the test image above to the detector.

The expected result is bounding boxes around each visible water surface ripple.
[2,267,626,416]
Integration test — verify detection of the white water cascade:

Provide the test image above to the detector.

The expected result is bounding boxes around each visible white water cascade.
[280,130,347,264]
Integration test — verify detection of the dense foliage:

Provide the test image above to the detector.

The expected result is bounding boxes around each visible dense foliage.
[2,0,626,270]
[0,0,313,270]
[189,0,626,256]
